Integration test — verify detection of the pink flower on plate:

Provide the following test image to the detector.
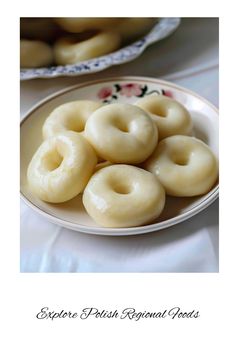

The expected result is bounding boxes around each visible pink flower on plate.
[163,90,173,98]
[120,83,142,97]
[97,86,113,100]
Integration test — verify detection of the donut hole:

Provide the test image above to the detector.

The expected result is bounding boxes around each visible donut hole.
[65,117,84,133]
[172,153,189,166]
[114,119,130,133]
[149,105,167,118]
[43,149,63,171]
[112,182,132,195]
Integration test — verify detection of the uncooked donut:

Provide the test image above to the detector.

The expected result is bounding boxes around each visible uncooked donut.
[53,31,121,65]
[42,100,103,139]
[27,131,97,203]
[144,135,218,196]
[20,39,53,68]
[83,164,165,227]
[135,94,192,140]
[84,103,158,163]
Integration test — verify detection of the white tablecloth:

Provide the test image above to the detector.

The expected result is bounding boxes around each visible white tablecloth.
[20,18,219,272]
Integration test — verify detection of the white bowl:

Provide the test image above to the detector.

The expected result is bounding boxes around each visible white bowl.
[20,76,219,236]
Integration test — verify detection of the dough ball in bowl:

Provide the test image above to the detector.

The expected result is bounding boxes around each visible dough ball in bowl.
[83,164,166,227]
[27,131,97,203]
[144,135,218,197]
[84,103,158,163]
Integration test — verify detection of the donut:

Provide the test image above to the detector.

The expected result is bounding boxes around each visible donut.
[144,135,218,197]
[54,18,123,33]
[84,103,158,163]
[27,131,97,203]
[20,39,53,68]
[53,31,121,65]
[135,94,192,140]
[42,100,103,139]
[83,164,165,227]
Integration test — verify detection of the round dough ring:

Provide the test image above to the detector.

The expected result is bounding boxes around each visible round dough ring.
[84,103,158,164]
[42,100,103,139]
[83,164,166,227]
[27,131,97,203]
[135,94,192,140]
[145,135,218,197]
[54,31,121,65]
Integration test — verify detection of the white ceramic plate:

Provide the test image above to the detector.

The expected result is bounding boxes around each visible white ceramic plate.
[20,18,180,80]
[20,76,219,236]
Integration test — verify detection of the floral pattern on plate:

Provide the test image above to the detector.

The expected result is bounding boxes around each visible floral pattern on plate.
[97,82,173,103]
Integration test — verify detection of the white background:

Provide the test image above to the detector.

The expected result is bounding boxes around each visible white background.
[1,1,236,353]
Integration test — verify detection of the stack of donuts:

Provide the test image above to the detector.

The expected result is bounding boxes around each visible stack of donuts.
[20,17,156,68]
[27,94,218,228]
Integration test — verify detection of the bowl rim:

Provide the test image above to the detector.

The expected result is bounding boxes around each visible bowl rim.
[20,75,219,236]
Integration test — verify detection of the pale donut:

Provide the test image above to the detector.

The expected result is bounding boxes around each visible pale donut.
[20,39,53,68]
[55,18,122,33]
[84,103,158,163]
[54,31,121,65]
[42,100,103,139]
[83,164,165,227]
[27,131,97,203]
[144,135,218,197]
[135,94,192,140]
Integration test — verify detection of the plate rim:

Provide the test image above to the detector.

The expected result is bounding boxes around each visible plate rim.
[20,76,219,236]
[20,76,219,124]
